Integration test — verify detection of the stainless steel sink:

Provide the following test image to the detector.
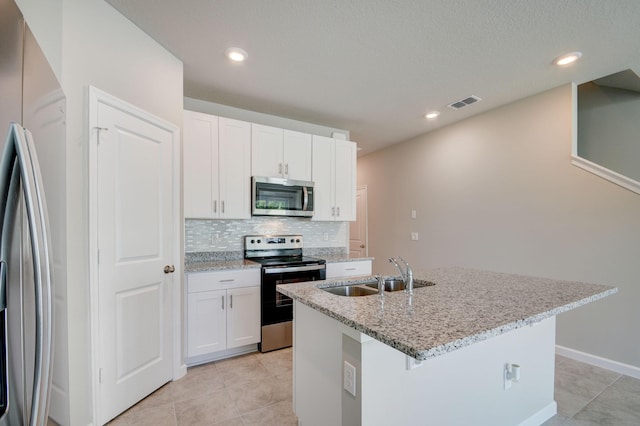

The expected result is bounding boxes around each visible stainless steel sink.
[322,285,378,297]
[365,278,434,292]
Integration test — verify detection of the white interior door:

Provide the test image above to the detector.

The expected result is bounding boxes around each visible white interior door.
[349,186,368,257]
[95,97,174,424]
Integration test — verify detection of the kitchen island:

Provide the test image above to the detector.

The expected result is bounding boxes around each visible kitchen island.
[277,267,616,426]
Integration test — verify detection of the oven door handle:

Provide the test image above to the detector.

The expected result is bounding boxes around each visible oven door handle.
[263,264,326,274]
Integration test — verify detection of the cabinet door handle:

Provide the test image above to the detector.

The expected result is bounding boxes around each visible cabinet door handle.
[221,295,225,310]
[221,201,225,213]
[285,163,289,176]
[279,163,283,175]
[230,294,233,309]
[213,200,217,213]
[337,206,340,217]
[331,206,335,217]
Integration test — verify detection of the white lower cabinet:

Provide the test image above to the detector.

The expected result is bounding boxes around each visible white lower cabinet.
[186,269,260,361]
[325,260,372,279]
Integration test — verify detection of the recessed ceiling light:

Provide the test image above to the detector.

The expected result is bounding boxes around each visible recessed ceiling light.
[225,47,248,62]
[425,111,440,120]
[554,51,582,66]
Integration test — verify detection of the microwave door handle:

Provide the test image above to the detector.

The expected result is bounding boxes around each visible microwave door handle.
[302,186,309,211]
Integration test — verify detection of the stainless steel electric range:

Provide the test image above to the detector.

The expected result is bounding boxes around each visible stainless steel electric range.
[244,235,326,352]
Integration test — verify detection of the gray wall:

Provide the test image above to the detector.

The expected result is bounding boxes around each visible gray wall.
[578,81,640,182]
[358,84,640,369]
[17,0,184,423]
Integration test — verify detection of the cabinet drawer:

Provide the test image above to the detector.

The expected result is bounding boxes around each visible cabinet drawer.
[326,260,372,279]
[187,269,260,293]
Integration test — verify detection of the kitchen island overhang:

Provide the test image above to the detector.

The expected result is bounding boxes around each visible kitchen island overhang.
[279,267,617,426]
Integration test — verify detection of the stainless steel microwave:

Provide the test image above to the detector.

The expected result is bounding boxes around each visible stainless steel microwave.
[252,176,314,217]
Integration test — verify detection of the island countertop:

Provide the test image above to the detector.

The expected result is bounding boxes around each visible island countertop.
[277,266,617,360]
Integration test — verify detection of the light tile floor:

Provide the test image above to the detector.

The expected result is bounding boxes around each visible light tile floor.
[108,350,640,425]
[109,348,296,426]
[543,355,640,426]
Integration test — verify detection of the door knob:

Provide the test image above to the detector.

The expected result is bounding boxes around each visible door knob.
[360,244,365,248]
[164,265,175,274]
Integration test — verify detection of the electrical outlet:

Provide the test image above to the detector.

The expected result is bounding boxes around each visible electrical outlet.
[411,232,419,241]
[411,210,417,219]
[343,361,356,396]
[323,232,329,241]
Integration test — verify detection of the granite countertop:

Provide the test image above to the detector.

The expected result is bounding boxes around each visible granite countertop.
[185,259,261,273]
[184,250,373,273]
[277,266,618,361]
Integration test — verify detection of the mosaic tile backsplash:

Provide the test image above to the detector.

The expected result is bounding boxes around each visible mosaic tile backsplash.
[185,217,349,253]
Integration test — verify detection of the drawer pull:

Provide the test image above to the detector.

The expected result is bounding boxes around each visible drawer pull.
[219,279,235,283]
[221,295,225,310]
[345,268,356,271]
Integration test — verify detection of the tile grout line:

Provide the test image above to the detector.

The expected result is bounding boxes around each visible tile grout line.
[564,372,624,423]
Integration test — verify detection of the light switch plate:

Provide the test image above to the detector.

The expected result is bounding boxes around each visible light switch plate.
[411,232,419,241]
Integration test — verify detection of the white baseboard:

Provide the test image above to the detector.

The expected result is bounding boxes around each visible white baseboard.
[184,344,259,368]
[519,401,557,426]
[556,345,640,379]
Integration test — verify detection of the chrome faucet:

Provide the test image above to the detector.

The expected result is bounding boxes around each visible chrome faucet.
[389,257,414,295]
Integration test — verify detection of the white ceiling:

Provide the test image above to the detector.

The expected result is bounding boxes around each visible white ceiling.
[106,0,640,155]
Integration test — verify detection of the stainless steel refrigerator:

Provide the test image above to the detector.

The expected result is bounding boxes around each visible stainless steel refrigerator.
[0,0,60,423]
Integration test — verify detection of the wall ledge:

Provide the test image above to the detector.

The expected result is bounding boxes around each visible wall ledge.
[572,155,640,196]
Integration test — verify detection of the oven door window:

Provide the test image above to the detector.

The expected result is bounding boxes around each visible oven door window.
[261,268,324,325]
[274,275,314,307]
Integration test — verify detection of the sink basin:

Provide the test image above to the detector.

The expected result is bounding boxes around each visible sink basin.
[322,285,378,297]
[365,278,434,292]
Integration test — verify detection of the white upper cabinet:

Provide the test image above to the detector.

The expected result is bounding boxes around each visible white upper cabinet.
[218,117,251,218]
[183,110,251,219]
[251,124,283,178]
[183,110,217,218]
[283,129,312,181]
[252,123,312,181]
[312,135,356,221]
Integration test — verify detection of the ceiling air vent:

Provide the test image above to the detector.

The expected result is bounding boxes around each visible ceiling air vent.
[448,95,482,110]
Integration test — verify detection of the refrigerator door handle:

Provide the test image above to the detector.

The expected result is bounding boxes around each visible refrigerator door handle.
[0,123,54,426]
[0,261,5,312]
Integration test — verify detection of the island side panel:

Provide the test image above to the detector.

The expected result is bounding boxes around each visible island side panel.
[294,299,558,426]
[293,301,344,425]
[358,318,558,426]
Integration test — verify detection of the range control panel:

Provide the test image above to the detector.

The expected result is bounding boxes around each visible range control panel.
[244,235,303,250]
